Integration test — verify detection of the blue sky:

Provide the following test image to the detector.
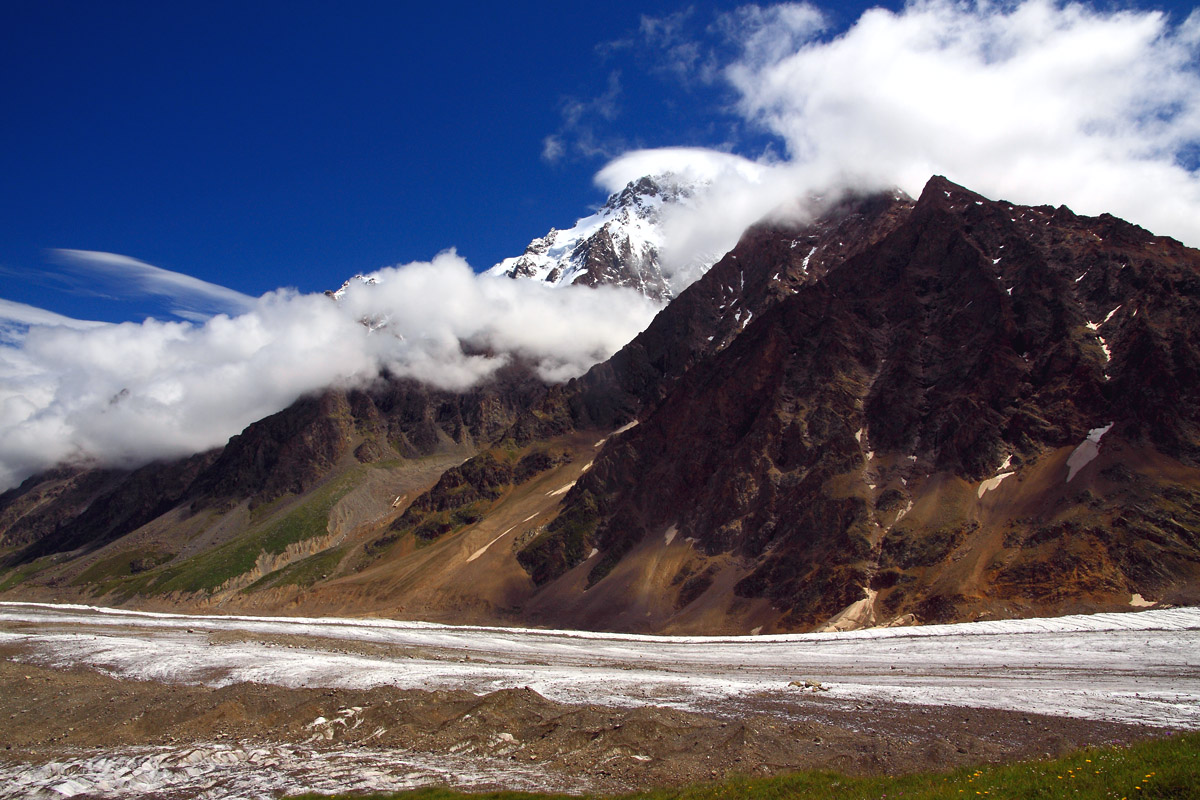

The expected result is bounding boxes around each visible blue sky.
[0,0,895,323]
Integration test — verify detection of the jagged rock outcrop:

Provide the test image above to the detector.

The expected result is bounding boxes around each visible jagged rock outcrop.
[562,188,916,430]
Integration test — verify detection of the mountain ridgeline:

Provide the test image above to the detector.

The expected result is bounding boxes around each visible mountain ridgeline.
[2,176,1198,632]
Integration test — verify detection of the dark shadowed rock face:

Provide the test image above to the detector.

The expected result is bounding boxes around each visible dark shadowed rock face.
[561,189,917,432]
[523,176,1200,627]
[1,467,156,552]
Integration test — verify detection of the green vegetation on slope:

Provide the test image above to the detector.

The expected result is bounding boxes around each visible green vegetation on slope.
[244,545,347,592]
[287,732,1199,800]
[143,472,360,595]
[70,550,174,589]
[0,554,57,593]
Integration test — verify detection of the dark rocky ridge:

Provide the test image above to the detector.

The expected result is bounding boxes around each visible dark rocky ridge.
[519,176,1200,626]
[529,188,917,435]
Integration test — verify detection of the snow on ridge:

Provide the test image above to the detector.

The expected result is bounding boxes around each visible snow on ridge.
[329,274,378,301]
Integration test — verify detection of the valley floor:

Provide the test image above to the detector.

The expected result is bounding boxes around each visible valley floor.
[0,603,1196,798]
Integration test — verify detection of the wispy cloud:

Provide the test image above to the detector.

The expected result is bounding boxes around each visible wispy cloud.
[542,71,629,164]
[636,8,719,87]
[0,298,106,331]
[0,297,107,348]
[712,3,827,71]
[50,249,258,320]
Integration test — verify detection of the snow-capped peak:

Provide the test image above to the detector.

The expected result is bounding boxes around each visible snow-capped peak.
[485,173,705,302]
[325,274,378,301]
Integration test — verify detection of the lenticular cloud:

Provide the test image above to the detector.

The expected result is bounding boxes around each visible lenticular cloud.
[0,252,659,491]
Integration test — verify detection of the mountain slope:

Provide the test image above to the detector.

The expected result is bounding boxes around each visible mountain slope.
[2,176,1198,633]
[515,176,1200,630]
[0,364,548,599]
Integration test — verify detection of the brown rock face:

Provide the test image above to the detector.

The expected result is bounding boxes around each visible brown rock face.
[522,176,1200,628]
[563,188,916,431]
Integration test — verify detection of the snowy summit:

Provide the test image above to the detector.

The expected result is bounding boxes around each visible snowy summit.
[486,174,703,302]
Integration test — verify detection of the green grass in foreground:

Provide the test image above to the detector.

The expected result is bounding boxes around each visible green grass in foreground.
[287,732,1199,800]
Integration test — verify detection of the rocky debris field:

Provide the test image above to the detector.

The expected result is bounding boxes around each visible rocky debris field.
[0,602,1196,798]
[0,655,1166,799]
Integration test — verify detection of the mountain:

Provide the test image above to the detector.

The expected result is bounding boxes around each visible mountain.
[486,174,703,302]
[0,365,549,600]
[511,176,1200,630]
[2,176,1198,632]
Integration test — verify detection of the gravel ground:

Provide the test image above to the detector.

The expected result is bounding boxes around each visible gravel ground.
[0,602,1195,798]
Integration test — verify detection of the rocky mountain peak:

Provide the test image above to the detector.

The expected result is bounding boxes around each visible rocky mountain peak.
[326,174,704,303]
[486,173,707,302]
[325,274,378,300]
[602,173,695,215]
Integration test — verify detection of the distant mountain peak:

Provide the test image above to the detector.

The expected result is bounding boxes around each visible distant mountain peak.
[325,274,377,301]
[486,173,705,302]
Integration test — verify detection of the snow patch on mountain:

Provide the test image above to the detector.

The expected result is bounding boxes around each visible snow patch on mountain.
[1066,423,1114,482]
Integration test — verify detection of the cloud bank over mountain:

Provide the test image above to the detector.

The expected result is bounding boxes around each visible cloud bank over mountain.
[0,252,658,490]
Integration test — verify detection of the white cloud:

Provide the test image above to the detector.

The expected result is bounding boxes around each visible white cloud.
[594,146,766,192]
[51,250,258,319]
[541,135,566,163]
[0,298,106,345]
[604,0,1200,261]
[714,2,827,70]
[542,72,631,163]
[637,8,718,86]
[0,252,658,491]
[341,252,660,386]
